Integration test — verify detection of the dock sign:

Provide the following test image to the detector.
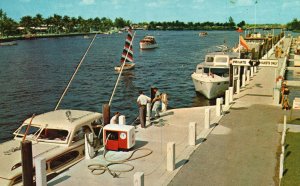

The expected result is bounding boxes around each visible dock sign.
[232,59,278,67]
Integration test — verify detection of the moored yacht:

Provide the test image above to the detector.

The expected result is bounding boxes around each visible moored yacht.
[0,109,102,186]
[191,49,239,99]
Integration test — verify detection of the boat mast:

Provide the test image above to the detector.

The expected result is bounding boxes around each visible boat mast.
[54,34,97,111]
[108,31,136,106]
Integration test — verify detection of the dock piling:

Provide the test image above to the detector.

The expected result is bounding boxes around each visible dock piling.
[246,70,250,84]
[146,103,151,126]
[167,142,175,171]
[250,67,254,77]
[102,104,110,125]
[35,157,47,186]
[242,74,246,87]
[119,115,126,125]
[236,80,240,94]
[188,122,196,146]
[21,141,34,186]
[225,90,230,107]
[216,98,222,116]
[229,87,233,103]
[205,108,210,129]
[133,172,144,186]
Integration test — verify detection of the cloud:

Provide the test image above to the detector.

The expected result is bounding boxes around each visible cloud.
[80,0,95,5]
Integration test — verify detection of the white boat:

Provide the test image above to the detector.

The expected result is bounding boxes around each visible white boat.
[0,41,17,46]
[191,49,239,99]
[139,35,158,49]
[115,28,135,72]
[0,109,102,185]
[199,32,208,37]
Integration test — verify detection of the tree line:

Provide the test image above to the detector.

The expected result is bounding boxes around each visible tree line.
[1,8,299,38]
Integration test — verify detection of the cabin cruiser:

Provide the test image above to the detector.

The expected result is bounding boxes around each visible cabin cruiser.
[0,109,102,185]
[139,35,158,49]
[191,50,239,99]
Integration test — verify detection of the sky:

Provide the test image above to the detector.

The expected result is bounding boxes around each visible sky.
[0,0,299,24]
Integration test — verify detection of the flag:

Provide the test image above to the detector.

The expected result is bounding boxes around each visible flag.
[240,35,250,51]
[236,27,243,33]
[120,28,134,63]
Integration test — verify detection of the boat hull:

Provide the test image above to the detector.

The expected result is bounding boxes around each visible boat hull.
[139,43,158,49]
[114,63,135,72]
[191,73,229,99]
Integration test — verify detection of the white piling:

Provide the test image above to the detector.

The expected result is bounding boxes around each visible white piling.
[281,132,285,145]
[246,70,250,84]
[242,74,246,87]
[35,157,47,186]
[119,115,126,125]
[146,103,151,126]
[161,93,168,112]
[167,142,175,171]
[250,66,254,77]
[225,90,230,107]
[236,80,240,94]
[188,122,196,146]
[133,172,144,186]
[283,115,287,133]
[85,133,94,160]
[216,98,221,117]
[254,66,257,73]
[229,87,233,103]
[205,108,210,129]
[279,153,284,180]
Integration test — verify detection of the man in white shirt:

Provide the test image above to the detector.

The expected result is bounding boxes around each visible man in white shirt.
[137,91,151,128]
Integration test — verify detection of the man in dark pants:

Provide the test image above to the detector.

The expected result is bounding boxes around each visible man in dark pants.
[137,91,151,128]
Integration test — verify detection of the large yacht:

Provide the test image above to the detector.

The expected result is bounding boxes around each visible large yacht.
[191,49,239,99]
[0,109,102,185]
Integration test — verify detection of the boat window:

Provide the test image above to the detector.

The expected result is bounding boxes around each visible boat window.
[72,125,92,143]
[49,151,80,170]
[203,68,210,73]
[210,68,229,77]
[206,56,214,62]
[215,57,228,63]
[14,125,41,138]
[38,128,69,142]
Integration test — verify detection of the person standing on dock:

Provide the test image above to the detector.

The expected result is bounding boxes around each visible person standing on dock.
[151,87,162,118]
[137,91,151,128]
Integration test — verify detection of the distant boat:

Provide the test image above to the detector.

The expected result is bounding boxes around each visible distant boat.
[199,32,208,37]
[0,41,17,46]
[139,35,158,49]
[83,35,90,39]
[115,28,135,72]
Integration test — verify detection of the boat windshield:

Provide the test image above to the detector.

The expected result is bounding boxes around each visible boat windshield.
[14,124,69,142]
[204,68,229,77]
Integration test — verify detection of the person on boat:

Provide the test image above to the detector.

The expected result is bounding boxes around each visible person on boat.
[110,112,120,124]
[137,90,151,128]
[151,87,162,119]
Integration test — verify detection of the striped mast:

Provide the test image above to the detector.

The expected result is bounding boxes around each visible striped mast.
[109,28,135,106]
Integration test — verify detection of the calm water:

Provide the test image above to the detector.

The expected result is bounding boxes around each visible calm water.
[0,30,289,142]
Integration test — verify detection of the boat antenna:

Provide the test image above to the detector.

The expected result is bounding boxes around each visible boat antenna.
[108,31,136,106]
[54,34,97,111]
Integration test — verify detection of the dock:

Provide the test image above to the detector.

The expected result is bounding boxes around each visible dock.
[47,36,294,186]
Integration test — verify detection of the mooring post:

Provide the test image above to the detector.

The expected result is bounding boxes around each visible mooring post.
[188,122,196,146]
[250,66,254,77]
[85,133,95,160]
[21,141,33,186]
[146,102,151,126]
[236,80,240,94]
[283,115,287,133]
[204,108,210,129]
[229,87,233,103]
[225,90,230,107]
[161,93,168,112]
[119,115,126,125]
[254,66,257,73]
[279,153,284,180]
[133,172,144,186]
[167,142,175,171]
[216,98,221,116]
[35,157,47,186]
[102,104,110,125]
[242,74,246,87]
[246,70,250,84]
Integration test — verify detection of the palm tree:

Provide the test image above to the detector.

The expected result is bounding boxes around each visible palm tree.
[20,15,33,34]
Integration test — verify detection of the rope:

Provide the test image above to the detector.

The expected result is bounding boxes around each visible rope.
[108,31,136,106]
[54,34,97,110]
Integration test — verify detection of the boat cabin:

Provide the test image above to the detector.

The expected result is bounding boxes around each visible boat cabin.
[202,52,239,67]
[0,109,102,186]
